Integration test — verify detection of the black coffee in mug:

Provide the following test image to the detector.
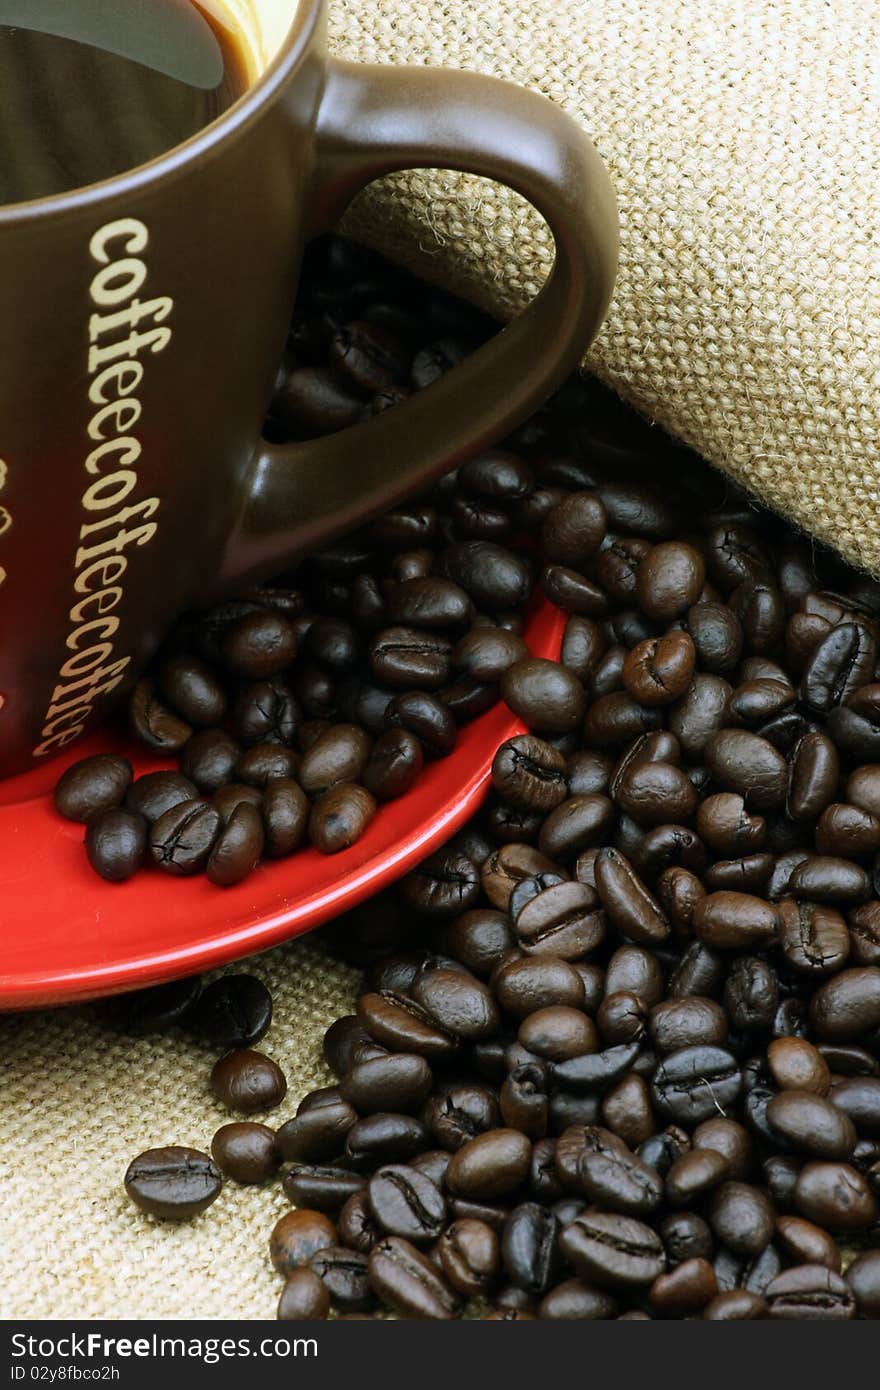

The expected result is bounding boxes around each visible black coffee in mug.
[0,0,252,204]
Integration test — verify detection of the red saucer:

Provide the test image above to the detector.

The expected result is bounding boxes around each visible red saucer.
[0,600,564,1009]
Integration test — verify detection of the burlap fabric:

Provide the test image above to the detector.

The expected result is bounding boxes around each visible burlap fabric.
[3,0,879,1321]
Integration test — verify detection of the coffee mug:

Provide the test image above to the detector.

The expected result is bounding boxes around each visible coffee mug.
[0,0,617,779]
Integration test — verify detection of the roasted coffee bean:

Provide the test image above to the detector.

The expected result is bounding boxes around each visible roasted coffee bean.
[340,1055,433,1115]
[367,1166,446,1243]
[222,609,297,679]
[441,542,532,611]
[605,945,665,1006]
[105,976,201,1036]
[514,880,605,959]
[830,1077,880,1133]
[560,617,607,684]
[490,735,567,813]
[501,658,586,736]
[517,1007,596,1062]
[691,1118,753,1181]
[602,1073,655,1148]
[538,491,606,566]
[211,1122,278,1184]
[401,851,480,918]
[538,794,615,861]
[652,1047,742,1125]
[270,1209,337,1276]
[809,967,880,1040]
[277,1268,330,1321]
[124,1147,221,1221]
[594,848,670,944]
[649,997,727,1055]
[703,1290,768,1319]
[205,802,264,887]
[551,1041,641,1094]
[765,1264,856,1320]
[130,678,192,751]
[649,1258,717,1316]
[724,957,778,1033]
[766,1092,856,1160]
[685,602,743,674]
[309,784,376,853]
[788,855,870,904]
[446,1129,532,1199]
[361,728,423,801]
[493,956,586,1017]
[596,991,648,1046]
[501,1203,559,1294]
[845,1249,880,1318]
[801,622,876,715]
[538,1279,618,1319]
[211,1049,287,1114]
[345,1113,428,1167]
[180,730,241,792]
[437,1218,499,1296]
[691,891,777,950]
[297,724,371,795]
[774,1216,841,1271]
[383,691,456,758]
[368,1237,460,1319]
[410,967,498,1040]
[309,1246,374,1313]
[261,778,309,858]
[636,542,705,622]
[665,1149,730,1207]
[85,808,147,883]
[499,1064,550,1138]
[705,731,788,810]
[777,899,851,976]
[708,1182,775,1257]
[849,902,880,966]
[190,975,273,1049]
[793,1161,878,1230]
[236,742,299,788]
[615,762,698,828]
[660,1211,714,1264]
[212,783,263,823]
[124,771,199,825]
[282,1166,366,1214]
[623,633,696,707]
[579,1140,664,1216]
[159,655,226,727]
[54,754,133,823]
[148,799,221,875]
[233,678,299,746]
[337,1190,382,1254]
[276,1100,357,1163]
[767,1037,830,1095]
[560,1211,665,1290]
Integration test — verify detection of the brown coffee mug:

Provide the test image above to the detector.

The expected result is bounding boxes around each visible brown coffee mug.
[0,0,617,778]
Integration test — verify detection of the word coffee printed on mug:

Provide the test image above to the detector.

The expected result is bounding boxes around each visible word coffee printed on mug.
[33,217,170,759]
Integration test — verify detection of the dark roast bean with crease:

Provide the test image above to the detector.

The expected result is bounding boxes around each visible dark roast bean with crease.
[297,725,371,795]
[501,1203,559,1294]
[213,783,263,824]
[180,730,240,793]
[452,627,527,683]
[767,1092,856,1160]
[357,992,456,1059]
[705,730,788,810]
[387,577,473,631]
[345,1113,428,1167]
[222,609,297,679]
[703,1290,768,1319]
[685,603,743,674]
[437,1219,499,1296]
[652,1046,742,1125]
[775,1216,841,1271]
[614,762,697,827]
[605,945,665,1006]
[500,1063,549,1138]
[539,491,607,566]
[729,581,785,654]
[124,1146,221,1220]
[401,851,479,918]
[596,480,677,538]
[660,1211,714,1265]
[590,644,627,699]
[310,1246,374,1313]
[724,957,778,1033]
[551,1042,641,1094]
[190,974,271,1049]
[696,794,765,856]
[410,968,498,1039]
[650,997,727,1055]
[541,565,608,617]
[718,1243,782,1297]
[537,794,614,861]
[306,616,360,671]
[501,659,586,736]
[367,1166,446,1243]
[486,802,544,845]
[211,1049,286,1114]
[816,802,880,858]
[579,1142,664,1216]
[609,730,682,799]
[668,940,725,999]
[425,1083,500,1151]
[560,1211,665,1290]
[236,741,298,788]
[446,1129,532,1199]
[149,800,220,875]
[514,880,605,959]
[765,1264,855,1320]
[623,633,696,707]
[369,1236,460,1318]
[709,1183,775,1257]
[801,622,876,715]
[634,825,707,879]
[656,867,705,939]
[205,803,264,887]
[809,967,880,1040]
[55,754,133,823]
[596,991,648,1046]
[777,899,850,976]
[763,1155,801,1211]
[530,1137,563,1200]
[848,901,880,966]
[233,679,299,746]
[270,1209,337,1275]
[705,525,771,592]
[693,892,777,950]
[594,848,670,944]
[490,735,567,813]
[703,854,774,893]
[560,617,606,684]
[129,679,192,752]
[309,784,376,853]
[787,732,840,823]
[276,1102,357,1163]
[845,1250,880,1318]
[338,1190,383,1254]
[85,809,147,883]
[793,1161,878,1230]
[538,1280,618,1319]
[370,627,452,689]
[595,537,653,602]
[493,956,585,1017]
[383,691,456,757]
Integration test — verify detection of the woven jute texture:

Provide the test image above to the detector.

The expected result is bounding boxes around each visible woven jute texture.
[0,944,358,1319]
[3,0,880,1322]
[335,0,880,574]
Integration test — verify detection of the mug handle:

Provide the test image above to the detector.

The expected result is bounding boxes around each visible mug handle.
[222,59,618,584]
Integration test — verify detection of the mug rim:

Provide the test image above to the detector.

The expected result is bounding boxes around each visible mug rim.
[0,0,316,227]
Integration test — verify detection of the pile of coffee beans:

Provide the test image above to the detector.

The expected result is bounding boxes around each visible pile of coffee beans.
[113,236,880,1316]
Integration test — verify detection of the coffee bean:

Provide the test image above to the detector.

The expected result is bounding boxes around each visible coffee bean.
[276,1100,357,1163]
[636,543,705,622]
[211,1123,278,1184]
[579,1140,664,1216]
[310,1246,374,1312]
[85,808,147,883]
[441,541,532,611]
[159,655,227,726]
[775,1216,841,1271]
[788,855,870,904]
[793,1161,878,1230]
[705,731,788,810]
[345,1113,428,1167]
[660,1210,714,1264]
[211,1049,287,1114]
[765,1264,856,1320]
[810,967,880,1040]
[205,802,264,886]
[518,1007,596,1062]
[369,1237,461,1318]
[124,1146,221,1220]
[830,1077,880,1133]
[845,1249,880,1318]
[446,1129,532,1200]
[437,1218,500,1295]
[501,1203,559,1294]
[703,1290,768,1319]
[190,975,273,1049]
[665,1149,730,1207]
[777,899,851,976]
[493,956,585,1018]
[277,1268,330,1320]
[501,658,586,736]
[222,609,297,678]
[708,1182,775,1256]
[801,622,876,715]
[410,967,498,1040]
[491,735,567,813]
[652,1047,742,1125]
[282,1166,366,1214]
[130,678,192,751]
[650,1257,717,1316]
[54,753,133,823]
[179,730,239,795]
[767,1038,830,1095]
[309,783,376,853]
[270,1209,337,1276]
[623,633,696,707]
[560,1211,665,1290]
[766,1092,856,1160]
[367,1165,446,1242]
[514,880,605,959]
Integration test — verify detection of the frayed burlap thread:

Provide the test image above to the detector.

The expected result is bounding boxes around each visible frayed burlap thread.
[331,0,880,572]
